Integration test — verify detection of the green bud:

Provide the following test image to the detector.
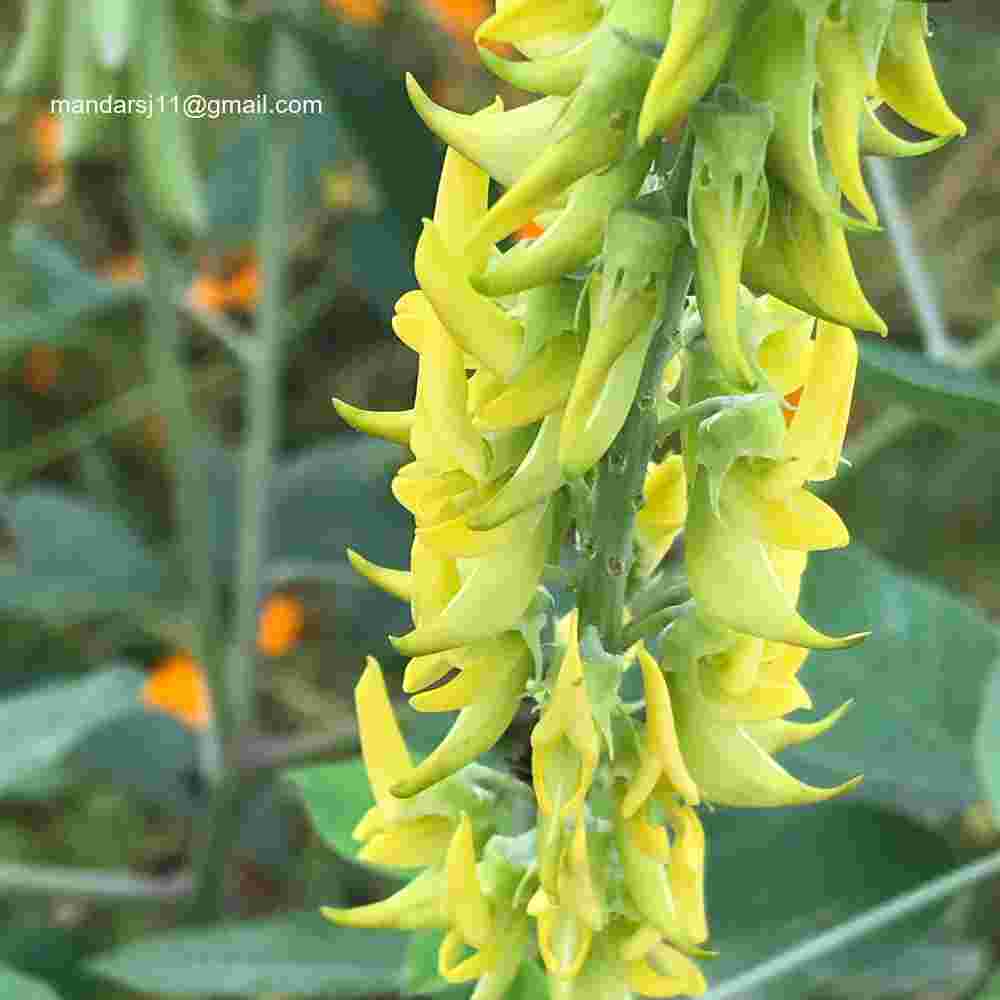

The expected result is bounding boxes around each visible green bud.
[688,86,774,386]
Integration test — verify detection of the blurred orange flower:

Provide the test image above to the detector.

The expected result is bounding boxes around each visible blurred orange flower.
[142,652,212,730]
[324,0,385,26]
[257,593,306,657]
[22,344,62,395]
[515,220,545,241]
[423,0,490,43]
[33,111,65,204]
[99,253,145,285]
[188,250,259,314]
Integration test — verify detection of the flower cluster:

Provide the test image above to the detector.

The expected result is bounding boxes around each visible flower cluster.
[324,1,963,997]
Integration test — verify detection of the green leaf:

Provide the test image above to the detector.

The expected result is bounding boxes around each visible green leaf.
[508,959,550,1000]
[0,667,144,795]
[70,709,202,818]
[287,759,374,866]
[789,543,1000,822]
[400,931,467,998]
[0,963,61,1000]
[265,439,413,661]
[204,104,341,252]
[88,911,406,996]
[284,9,441,251]
[858,339,1000,434]
[820,941,988,1000]
[707,801,958,997]
[0,490,165,622]
[976,661,1000,822]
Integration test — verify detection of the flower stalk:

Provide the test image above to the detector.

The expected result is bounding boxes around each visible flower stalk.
[317,1,966,995]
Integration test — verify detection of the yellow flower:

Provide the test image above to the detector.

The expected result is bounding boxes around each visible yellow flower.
[393,633,533,798]
[532,612,601,820]
[665,629,861,808]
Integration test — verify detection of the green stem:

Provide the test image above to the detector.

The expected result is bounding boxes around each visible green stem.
[616,598,693,653]
[237,730,360,776]
[704,848,1000,1000]
[141,218,227,784]
[579,137,695,649]
[865,157,955,363]
[187,17,298,923]
[0,863,193,902]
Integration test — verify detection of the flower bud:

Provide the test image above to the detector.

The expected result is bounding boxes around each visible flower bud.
[346,548,413,603]
[685,470,868,649]
[391,501,552,655]
[666,632,862,807]
[816,11,884,225]
[475,0,604,55]
[638,0,749,145]
[877,2,966,139]
[859,100,954,159]
[731,0,860,227]
[464,121,629,262]
[552,0,671,144]
[745,177,887,334]
[479,33,596,97]
[407,77,560,190]
[688,86,774,387]
[333,399,414,446]
[532,613,601,819]
[469,411,565,530]
[472,144,654,298]
[415,221,525,379]
[393,633,533,797]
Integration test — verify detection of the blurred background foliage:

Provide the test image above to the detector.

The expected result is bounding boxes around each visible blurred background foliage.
[0,2,999,1000]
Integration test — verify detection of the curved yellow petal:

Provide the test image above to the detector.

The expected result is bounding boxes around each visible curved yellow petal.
[415,221,524,379]
[347,548,413,602]
[322,869,446,930]
[876,4,966,138]
[391,504,551,656]
[333,398,414,446]
[686,471,867,649]
[355,657,412,806]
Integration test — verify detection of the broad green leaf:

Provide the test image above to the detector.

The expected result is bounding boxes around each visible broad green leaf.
[820,941,988,1000]
[509,960,550,1000]
[285,8,441,251]
[0,667,144,795]
[265,439,413,661]
[88,911,406,996]
[400,931,467,998]
[789,543,1000,822]
[205,105,341,252]
[0,490,164,622]
[287,759,374,867]
[976,661,1000,821]
[0,963,61,1000]
[858,339,1000,434]
[707,801,958,997]
[830,424,1000,591]
[340,215,416,323]
[71,710,202,818]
